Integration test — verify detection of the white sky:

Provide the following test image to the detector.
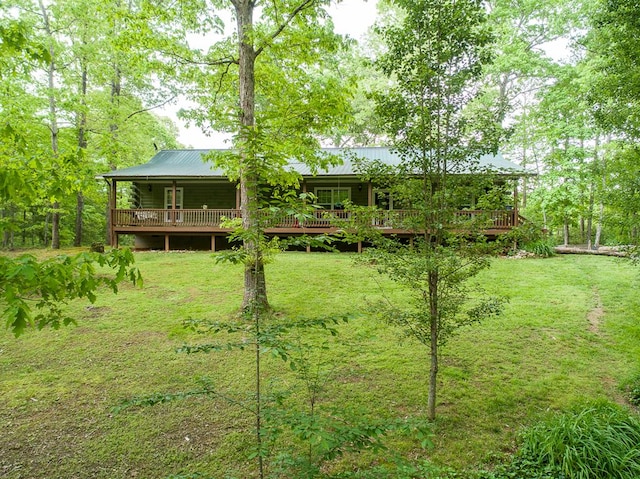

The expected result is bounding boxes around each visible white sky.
[161,0,379,149]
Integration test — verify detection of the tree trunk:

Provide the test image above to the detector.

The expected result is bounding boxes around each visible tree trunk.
[74,193,84,247]
[105,68,121,246]
[51,202,60,249]
[39,0,61,249]
[428,270,439,421]
[74,60,88,247]
[587,182,594,249]
[594,135,604,249]
[237,0,268,312]
[563,216,569,247]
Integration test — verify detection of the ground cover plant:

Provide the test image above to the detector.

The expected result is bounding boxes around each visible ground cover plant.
[1,252,639,478]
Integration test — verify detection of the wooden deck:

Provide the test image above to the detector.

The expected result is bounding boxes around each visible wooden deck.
[112,208,519,236]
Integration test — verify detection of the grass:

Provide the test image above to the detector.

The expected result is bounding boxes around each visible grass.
[1,251,639,478]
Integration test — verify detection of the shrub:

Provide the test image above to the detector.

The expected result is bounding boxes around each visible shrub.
[498,401,640,479]
[523,239,556,258]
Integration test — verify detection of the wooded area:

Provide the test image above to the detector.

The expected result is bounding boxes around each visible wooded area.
[1,0,639,250]
[2,0,640,478]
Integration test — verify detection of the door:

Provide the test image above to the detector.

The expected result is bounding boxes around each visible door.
[164,187,183,222]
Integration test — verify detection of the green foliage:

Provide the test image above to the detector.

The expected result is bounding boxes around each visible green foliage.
[0,248,141,336]
[117,307,431,478]
[586,0,640,136]
[523,239,556,258]
[498,402,640,479]
[364,239,504,348]
[621,371,640,407]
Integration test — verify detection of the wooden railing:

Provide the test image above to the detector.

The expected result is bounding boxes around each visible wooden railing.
[112,208,517,230]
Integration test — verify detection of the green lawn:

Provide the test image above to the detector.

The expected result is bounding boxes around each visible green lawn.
[1,252,639,478]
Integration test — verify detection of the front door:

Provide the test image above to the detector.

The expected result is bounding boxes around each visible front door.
[164,187,183,222]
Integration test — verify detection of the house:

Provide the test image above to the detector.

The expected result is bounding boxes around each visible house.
[99,147,529,251]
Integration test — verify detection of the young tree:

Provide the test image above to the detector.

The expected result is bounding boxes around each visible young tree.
[363,0,505,420]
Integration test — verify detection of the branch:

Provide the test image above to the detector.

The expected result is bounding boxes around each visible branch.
[212,60,235,105]
[159,48,238,67]
[125,95,178,121]
[255,0,317,57]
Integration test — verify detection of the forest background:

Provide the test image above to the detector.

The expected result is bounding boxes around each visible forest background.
[1,0,639,250]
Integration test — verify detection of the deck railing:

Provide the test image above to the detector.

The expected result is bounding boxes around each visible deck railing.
[112,208,517,230]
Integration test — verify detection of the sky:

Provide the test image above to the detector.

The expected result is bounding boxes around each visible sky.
[161,0,379,149]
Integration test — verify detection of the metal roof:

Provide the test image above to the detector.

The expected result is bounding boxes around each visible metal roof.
[99,147,529,180]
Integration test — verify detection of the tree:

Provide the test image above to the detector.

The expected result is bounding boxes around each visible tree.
[174,0,352,311]
[586,0,640,138]
[360,0,505,421]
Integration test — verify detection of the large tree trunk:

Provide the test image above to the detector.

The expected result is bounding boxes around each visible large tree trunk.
[237,0,268,312]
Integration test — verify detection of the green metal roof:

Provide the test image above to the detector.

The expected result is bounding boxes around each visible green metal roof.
[99,147,529,180]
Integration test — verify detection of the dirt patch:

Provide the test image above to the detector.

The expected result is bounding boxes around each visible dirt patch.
[587,287,605,334]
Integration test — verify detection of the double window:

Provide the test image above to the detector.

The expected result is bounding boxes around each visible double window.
[314,187,350,210]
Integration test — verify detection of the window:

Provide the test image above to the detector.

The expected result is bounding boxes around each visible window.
[314,187,350,210]
[374,190,404,210]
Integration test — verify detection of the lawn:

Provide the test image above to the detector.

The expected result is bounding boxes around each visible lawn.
[1,251,639,478]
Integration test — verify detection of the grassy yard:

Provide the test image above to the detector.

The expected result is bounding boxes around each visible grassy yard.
[1,251,639,478]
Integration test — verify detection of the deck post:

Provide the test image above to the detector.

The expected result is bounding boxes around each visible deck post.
[306,244,311,253]
[211,235,216,252]
[165,234,170,251]
[513,180,519,227]
[357,241,362,253]
[172,181,177,224]
[367,181,373,207]
[235,183,241,209]
[108,180,117,246]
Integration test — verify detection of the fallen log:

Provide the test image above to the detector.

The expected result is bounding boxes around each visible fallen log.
[554,246,628,257]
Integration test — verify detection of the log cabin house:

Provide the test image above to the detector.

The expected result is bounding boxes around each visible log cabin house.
[99,147,530,251]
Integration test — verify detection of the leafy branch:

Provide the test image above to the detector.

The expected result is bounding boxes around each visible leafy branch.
[1,249,142,337]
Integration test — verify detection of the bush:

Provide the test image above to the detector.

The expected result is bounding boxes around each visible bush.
[522,239,556,258]
[496,401,640,479]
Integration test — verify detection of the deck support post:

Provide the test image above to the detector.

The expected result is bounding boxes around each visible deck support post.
[306,244,311,253]
[357,241,362,253]
[172,181,177,224]
[367,181,373,207]
[108,179,117,246]
[165,234,170,251]
[211,235,216,252]
[513,180,519,227]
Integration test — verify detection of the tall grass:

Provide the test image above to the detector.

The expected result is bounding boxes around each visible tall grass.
[504,401,640,479]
